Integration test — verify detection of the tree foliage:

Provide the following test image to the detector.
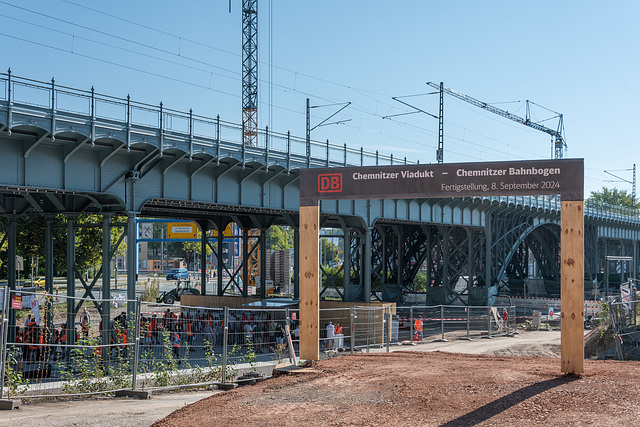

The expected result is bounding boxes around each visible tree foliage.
[0,214,127,280]
[588,187,639,209]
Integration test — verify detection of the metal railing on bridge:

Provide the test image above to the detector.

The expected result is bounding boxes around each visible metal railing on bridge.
[0,70,409,169]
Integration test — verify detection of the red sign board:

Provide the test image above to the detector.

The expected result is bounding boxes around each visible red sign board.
[317,173,343,193]
[11,294,22,309]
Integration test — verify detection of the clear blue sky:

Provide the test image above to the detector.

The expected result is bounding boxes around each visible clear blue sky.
[1,0,638,197]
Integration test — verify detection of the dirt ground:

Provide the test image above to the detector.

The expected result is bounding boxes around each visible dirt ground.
[5,330,640,426]
[153,331,640,427]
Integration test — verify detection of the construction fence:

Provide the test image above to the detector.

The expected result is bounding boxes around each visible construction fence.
[609,294,640,361]
[0,286,517,400]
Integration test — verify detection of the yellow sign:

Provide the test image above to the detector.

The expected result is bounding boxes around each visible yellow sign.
[167,222,198,239]
[212,224,234,237]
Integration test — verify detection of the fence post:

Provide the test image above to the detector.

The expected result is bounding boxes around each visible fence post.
[487,306,493,339]
[366,309,370,353]
[440,305,446,341]
[0,287,9,399]
[350,307,354,354]
[385,308,390,353]
[131,298,141,390]
[222,306,229,384]
[410,306,414,342]
[466,306,471,340]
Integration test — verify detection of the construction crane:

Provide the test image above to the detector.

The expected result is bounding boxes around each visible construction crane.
[229,0,258,146]
[426,82,566,159]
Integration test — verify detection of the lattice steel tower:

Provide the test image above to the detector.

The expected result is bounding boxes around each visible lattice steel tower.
[242,0,258,146]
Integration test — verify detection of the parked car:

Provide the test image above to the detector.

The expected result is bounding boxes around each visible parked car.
[166,268,189,281]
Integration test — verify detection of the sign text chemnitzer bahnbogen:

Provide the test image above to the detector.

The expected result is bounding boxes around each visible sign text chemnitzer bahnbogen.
[300,159,583,205]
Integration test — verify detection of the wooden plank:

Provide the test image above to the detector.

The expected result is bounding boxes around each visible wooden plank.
[299,204,320,361]
[560,201,584,374]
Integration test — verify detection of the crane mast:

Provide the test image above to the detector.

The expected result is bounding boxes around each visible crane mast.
[242,0,258,146]
[427,82,566,159]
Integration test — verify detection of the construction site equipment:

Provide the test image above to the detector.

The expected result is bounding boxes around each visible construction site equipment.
[426,82,566,159]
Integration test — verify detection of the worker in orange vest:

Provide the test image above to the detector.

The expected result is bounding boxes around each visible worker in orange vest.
[414,317,423,341]
[186,321,194,349]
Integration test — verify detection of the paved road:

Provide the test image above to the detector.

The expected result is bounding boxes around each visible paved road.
[0,390,216,427]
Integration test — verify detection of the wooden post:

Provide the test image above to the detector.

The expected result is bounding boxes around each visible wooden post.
[299,204,320,361]
[560,201,584,374]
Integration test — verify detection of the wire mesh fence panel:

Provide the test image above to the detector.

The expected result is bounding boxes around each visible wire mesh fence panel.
[351,307,386,351]
[226,308,295,380]
[2,289,137,399]
[319,308,351,353]
[609,298,640,360]
[137,302,229,389]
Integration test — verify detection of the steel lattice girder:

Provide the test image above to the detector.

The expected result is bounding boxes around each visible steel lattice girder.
[369,223,486,304]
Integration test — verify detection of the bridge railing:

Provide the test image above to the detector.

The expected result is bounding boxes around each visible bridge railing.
[0,70,408,168]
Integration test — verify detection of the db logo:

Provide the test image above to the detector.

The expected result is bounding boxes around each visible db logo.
[318,173,342,193]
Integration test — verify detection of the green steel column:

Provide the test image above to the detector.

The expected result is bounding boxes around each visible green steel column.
[7,218,16,343]
[66,216,76,356]
[425,230,431,306]
[467,229,474,298]
[200,222,208,296]
[127,213,137,304]
[126,214,137,361]
[44,217,54,347]
[485,221,493,304]
[259,228,267,299]
[343,228,351,302]
[363,228,372,303]
[242,229,249,297]
[442,228,450,298]
[381,230,387,293]
[102,215,111,358]
[217,230,224,296]
[397,227,404,289]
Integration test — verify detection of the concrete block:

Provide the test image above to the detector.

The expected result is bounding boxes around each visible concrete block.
[0,399,21,410]
[114,389,152,399]
[216,382,237,391]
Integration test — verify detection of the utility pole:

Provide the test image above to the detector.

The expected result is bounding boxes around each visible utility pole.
[305,98,351,165]
[383,92,439,162]
[604,164,637,202]
[437,82,444,163]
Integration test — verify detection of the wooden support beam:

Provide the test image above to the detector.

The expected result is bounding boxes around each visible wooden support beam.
[299,204,320,361]
[560,200,584,374]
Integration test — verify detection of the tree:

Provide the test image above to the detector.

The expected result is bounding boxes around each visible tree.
[320,238,340,266]
[588,187,639,209]
[0,214,127,280]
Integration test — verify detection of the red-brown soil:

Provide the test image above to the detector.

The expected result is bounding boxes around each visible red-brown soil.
[153,351,640,426]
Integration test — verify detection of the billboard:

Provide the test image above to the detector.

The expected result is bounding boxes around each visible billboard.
[300,158,584,205]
